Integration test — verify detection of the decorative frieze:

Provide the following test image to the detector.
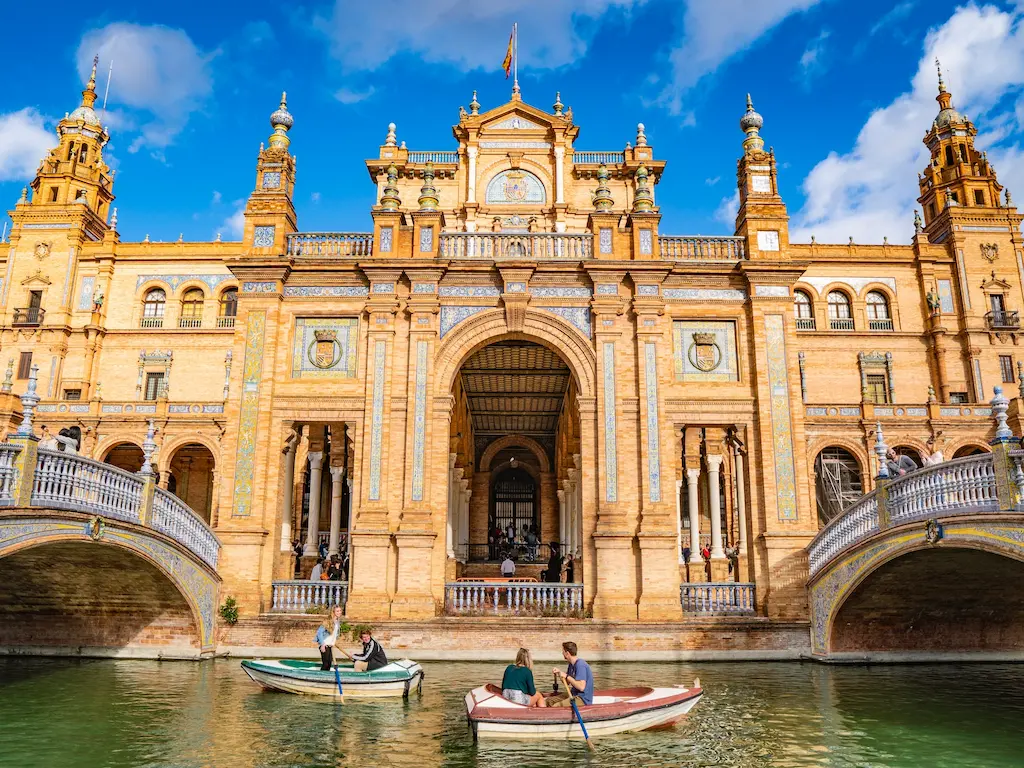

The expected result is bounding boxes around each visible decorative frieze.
[411,341,428,502]
[664,288,746,301]
[368,340,387,501]
[242,281,277,294]
[603,342,618,502]
[540,307,592,338]
[440,306,487,337]
[412,283,437,294]
[644,342,662,503]
[283,286,368,298]
[531,286,591,299]
[231,311,267,517]
[754,285,789,297]
[439,285,500,298]
[596,284,618,295]
[764,314,798,521]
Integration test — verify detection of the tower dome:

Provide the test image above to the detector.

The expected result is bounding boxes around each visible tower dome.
[739,93,763,134]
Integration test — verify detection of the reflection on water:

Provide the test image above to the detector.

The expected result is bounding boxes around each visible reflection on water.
[0,658,1022,767]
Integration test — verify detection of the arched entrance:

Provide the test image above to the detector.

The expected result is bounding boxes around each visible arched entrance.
[814,446,863,526]
[103,442,144,473]
[166,443,216,523]
[953,444,990,458]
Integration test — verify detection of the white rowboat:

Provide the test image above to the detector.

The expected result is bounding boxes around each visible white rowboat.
[241,658,424,698]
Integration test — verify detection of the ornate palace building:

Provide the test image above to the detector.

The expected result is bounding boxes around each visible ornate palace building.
[1,61,1017,640]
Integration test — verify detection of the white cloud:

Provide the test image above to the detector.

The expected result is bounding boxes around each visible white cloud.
[660,0,823,114]
[797,29,830,87]
[334,86,377,104]
[792,4,1024,244]
[869,1,916,37]
[315,0,642,72]
[715,190,740,228]
[0,108,53,182]
[705,175,721,186]
[311,192,322,203]
[220,201,246,240]
[77,23,214,154]
[211,190,223,205]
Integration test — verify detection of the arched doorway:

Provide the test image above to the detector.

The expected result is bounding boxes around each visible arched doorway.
[953,444,989,458]
[103,442,144,473]
[167,443,216,523]
[814,447,863,526]
[490,466,538,554]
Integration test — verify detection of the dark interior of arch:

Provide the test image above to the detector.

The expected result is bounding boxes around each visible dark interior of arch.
[0,541,197,651]
[831,547,1024,653]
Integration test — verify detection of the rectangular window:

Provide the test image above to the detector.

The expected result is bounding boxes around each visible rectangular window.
[1000,356,1015,384]
[49,187,58,202]
[949,391,969,405]
[144,372,164,401]
[16,352,32,380]
[928,202,936,220]
[866,374,889,404]
[63,389,82,401]
[990,294,1006,313]
[974,190,985,206]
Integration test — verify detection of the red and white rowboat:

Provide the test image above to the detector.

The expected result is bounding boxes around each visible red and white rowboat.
[465,681,703,740]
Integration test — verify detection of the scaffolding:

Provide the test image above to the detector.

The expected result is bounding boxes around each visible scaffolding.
[815,448,863,526]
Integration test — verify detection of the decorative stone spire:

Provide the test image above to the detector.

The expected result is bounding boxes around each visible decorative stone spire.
[470,91,480,116]
[592,164,614,211]
[914,209,922,234]
[379,163,402,211]
[739,93,764,153]
[268,92,294,149]
[636,122,647,147]
[1,358,12,394]
[632,165,654,213]
[873,421,889,479]
[417,162,439,211]
[81,54,99,110]
[139,419,158,477]
[553,92,563,116]
[936,58,946,94]
[19,187,27,204]
[1016,360,1024,399]
[384,122,397,147]
[16,365,40,438]
[1007,189,1014,206]
[992,385,1013,441]
[110,207,118,229]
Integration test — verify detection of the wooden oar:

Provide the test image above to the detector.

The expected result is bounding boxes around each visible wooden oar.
[333,663,345,702]
[561,676,594,750]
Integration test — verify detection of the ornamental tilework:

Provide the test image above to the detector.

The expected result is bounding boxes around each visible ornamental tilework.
[369,340,387,501]
[937,279,954,313]
[764,314,798,520]
[485,169,546,204]
[596,284,618,295]
[253,225,275,247]
[664,288,747,301]
[283,286,368,298]
[603,342,618,502]
[540,307,591,338]
[644,342,662,503]
[203,404,225,413]
[242,281,277,294]
[372,283,396,294]
[262,171,281,189]
[530,287,592,299]
[419,227,434,252]
[440,306,487,337]
[639,229,653,255]
[77,276,95,310]
[637,284,659,296]
[379,226,393,253]
[232,311,266,518]
[412,283,436,294]
[505,282,527,293]
[672,321,739,381]
[411,341,429,502]
[439,285,500,298]
[599,228,612,254]
[753,285,790,297]
[169,405,191,413]
[135,274,234,292]
[291,318,359,378]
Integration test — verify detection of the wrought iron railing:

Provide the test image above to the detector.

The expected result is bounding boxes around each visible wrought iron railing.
[271,580,349,613]
[573,151,626,165]
[407,151,458,164]
[465,543,553,563]
[444,581,583,615]
[986,310,1020,330]
[680,583,755,615]
[286,232,374,257]
[12,308,45,326]
[658,236,746,261]
[439,232,592,260]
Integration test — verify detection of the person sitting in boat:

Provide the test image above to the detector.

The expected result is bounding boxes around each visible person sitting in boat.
[338,629,388,672]
[501,647,547,707]
[314,604,343,671]
[551,641,594,706]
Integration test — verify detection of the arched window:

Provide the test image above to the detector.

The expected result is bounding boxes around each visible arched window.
[814,447,863,526]
[866,291,892,330]
[141,289,166,328]
[180,288,204,328]
[218,288,238,328]
[827,291,853,330]
[794,290,814,330]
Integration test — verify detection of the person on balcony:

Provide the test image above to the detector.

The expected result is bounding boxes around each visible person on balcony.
[38,426,57,451]
[922,437,945,467]
[56,427,79,454]
[543,544,562,583]
[309,558,324,582]
[338,628,388,672]
[501,648,547,707]
[886,448,918,477]
[314,604,343,671]
[292,540,303,578]
[501,554,516,577]
[525,527,538,561]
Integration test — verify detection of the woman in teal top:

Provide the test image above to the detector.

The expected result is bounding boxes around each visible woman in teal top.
[501,648,547,707]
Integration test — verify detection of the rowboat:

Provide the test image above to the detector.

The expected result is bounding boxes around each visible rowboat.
[241,658,424,698]
[465,682,702,739]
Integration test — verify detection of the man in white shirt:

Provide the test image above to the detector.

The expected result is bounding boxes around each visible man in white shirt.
[309,558,324,581]
[501,556,516,576]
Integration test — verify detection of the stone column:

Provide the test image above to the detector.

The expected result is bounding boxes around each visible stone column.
[328,465,345,556]
[557,488,566,549]
[707,455,726,558]
[459,480,470,561]
[554,146,565,204]
[467,147,478,204]
[686,467,701,555]
[446,453,457,558]
[303,451,324,556]
[735,450,748,550]
[675,478,684,563]
[279,439,297,551]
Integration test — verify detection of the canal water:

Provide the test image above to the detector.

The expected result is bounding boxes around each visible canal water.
[0,658,1021,767]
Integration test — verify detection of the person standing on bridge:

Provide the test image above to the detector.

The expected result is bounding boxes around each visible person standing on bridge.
[886,448,918,477]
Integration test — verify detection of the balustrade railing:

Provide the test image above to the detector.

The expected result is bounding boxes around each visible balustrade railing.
[0,443,22,502]
[573,151,626,165]
[444,582,584,616]
[659,235,746,261]
[807,454,998,578]
[271,580,349,613]
[151,487,220,568]
[31,449,144,524]
[466,542,552,563]
[286,232,374,257]
[680,583,756,615]
[439,232,592,260]
[407,150,458,164]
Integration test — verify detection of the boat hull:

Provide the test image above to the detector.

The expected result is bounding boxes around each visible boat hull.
[466,684,702,740]
[241,659,423,699]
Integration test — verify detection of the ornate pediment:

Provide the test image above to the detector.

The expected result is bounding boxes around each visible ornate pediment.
[20,270,52,286]
[981,271,1012,291]
[488,115,544,131]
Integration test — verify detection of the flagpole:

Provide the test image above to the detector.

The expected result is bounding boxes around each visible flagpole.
[513,22,519,95]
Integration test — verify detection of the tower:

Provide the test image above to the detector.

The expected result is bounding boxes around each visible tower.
[733,95,789,259]
[242,93,297,253]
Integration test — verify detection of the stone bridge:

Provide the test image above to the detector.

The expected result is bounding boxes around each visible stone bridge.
[0,397,221,657]
[807,389,1024,660]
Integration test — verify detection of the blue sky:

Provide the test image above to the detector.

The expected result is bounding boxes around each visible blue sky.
[3,1,1024,245]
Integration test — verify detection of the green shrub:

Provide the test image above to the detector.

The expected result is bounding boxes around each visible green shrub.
[218,596,239,625]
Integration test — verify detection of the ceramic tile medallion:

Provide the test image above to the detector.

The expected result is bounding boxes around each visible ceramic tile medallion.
[291,318,359,378]
[231,310,266,518]
[673,321,738,381]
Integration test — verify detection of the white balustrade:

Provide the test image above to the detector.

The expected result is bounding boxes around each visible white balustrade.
[0,443,22,502]
[31,449,144,524]
[444,582,584,615]
[659,235,747,261]
[271,580,349,613]
[680,583,756,615]
[151,487,220,569]
[439,232,592,260]
[286,232,374,257]
[407,150,458,164]
[572,151,626,165]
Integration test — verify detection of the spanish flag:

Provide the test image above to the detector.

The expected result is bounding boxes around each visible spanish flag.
[502,24,515,78]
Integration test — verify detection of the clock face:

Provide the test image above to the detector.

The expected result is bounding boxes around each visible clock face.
[751,174,771,193]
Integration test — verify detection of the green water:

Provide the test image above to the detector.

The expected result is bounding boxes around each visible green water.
[0,658,1022,767]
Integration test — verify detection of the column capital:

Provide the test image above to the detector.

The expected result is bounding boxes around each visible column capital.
[329,465,345,481]
[553,146,565,157]
[467,145,479,157]
[685,467,701,481]
[307,450,324,468]
[706,454,724,471]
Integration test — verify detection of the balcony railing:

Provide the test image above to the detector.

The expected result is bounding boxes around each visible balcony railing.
[444,582,584,616]
[12,308,44,326]
[216,316,236,329]
[439,232,592,260]
[407,150,458,164]
[829,317,855,331]
[270,580,349,612]
[140,316,164,328]
[796,317,816,331]
[573,151,626,165]
[868,317,894,331]
[178,316,202,329]
[986,310,1020,330]
[680,583,756,615]
[286,232,374,257]
[464,543,552,564]
[659,235,746,261]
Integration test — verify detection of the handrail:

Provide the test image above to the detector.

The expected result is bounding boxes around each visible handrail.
[407,150,458,164]
[152,487,220,568]
[286,232,374,257]
[658,235,746,261]
[573,151,626,165]
[680,582,755,615]
[271,580,349,613]
[31,449,144,524]
[439,232,592,260]
[444,581,583,615]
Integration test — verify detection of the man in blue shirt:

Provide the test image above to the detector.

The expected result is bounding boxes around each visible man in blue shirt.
[552,640,594,706]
